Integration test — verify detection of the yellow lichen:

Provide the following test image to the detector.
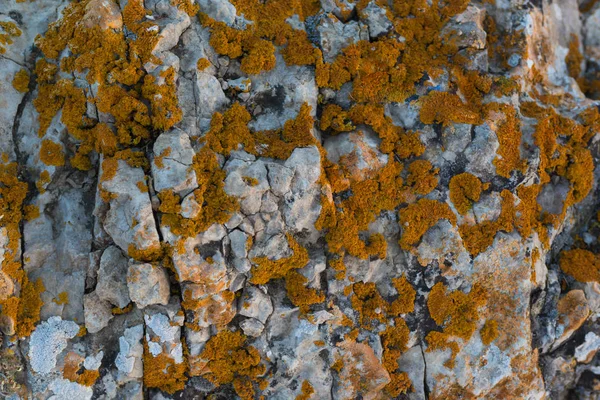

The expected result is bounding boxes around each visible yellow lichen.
[480,319,498,345]
[15,275,45,337]
[143,341,188,394]
[12,69,30,93]
[200,330,265,400]
[295,380,314,400]
[560,249,600,283]
[250,234,308,285]
[39,139,65,167]
[399,199,456,250]
[52,291,69,305]
[449,173,483,215]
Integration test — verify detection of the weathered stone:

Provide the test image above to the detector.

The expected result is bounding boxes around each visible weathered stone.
[152,129,197,197]
[127,262,170,309]
[96,246,130,309]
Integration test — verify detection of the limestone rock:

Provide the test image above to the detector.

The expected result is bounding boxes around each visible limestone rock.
[127,262,170,309]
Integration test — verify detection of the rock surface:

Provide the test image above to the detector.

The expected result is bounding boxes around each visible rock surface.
[0,0,600,399]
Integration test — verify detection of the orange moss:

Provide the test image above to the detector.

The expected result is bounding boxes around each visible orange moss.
[458,190,516,256]
[200,330,265,400]
[39,139,65,167]
[112,303,133,315]
[158,190,181,214]
[172,0,200,16]
[407,160,438,196]
[566,34,583,79]
[250,234,308,285]
[285,270,325,313]
[0,21,21,54]
[16,276,45,337]
[427,282,487,342]
[351,282,388,327]
[449,173,483,215]
[53,291,69,305]
[136,180,148,193]
[480,319,498,345]
[425,330,460,369]
[295,380,314,400]
[399,199,456,250]
[320,159,407,258]
[560,249,600,283]
[388,276,416,316]
[12,69,30,93]
[320,104,354,133]
[197,58,211,71]
[23,204,40,221]
[143,341,188,394]
[486,103,525,178]
[419,91,481,126]
[36,170,51,194]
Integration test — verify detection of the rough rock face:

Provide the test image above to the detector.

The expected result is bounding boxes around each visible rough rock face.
[1,0,600,399]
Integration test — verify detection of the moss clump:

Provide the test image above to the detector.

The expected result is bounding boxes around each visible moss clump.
[407,160,439,196]
[143,341,188,394]
[480,319,498,345]
[200,330,265,400]
[39,139,66,167]
[285,270,325,313]
[449,173,483,215]
[52,291,69,305]
[486,103,526,178]
[351,282,389,327]
[319,159,407,259]
[566,34,583,79]
[398,199,456,250]
[0,21,21,54]
[458,190,516,256]
[381,318,412,396]
[560,249,600,283]
[388,276,416,316]
[295,380,314,400]
[12,69,30,93]
[15,275,45,337]
[419,91,481,126]
[250,234,308,285]
[196,58,211,71]
[427,282,487,341]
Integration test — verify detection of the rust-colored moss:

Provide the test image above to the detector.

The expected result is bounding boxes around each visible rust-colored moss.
[407,160,438,196]
[250,234,308,285]
[200,330,265,400]
[12,69,30,93]
[560,249,600,283]
[388,276,416,316]
[143,340,188,394]
[486,103,525,178]
[425,330,460,369]
[16,275,45,337]
[53,291,69,305]
[0,21,21,54]
[351,282,388,327]
[320,104,354,133]
[458,190,516,256]
[420,91,481,126]
[427,282,487,342]
[39,139,65,167]
[321,159,407,258]
[399,199,456,250]
[172,0,200,16]
[197,58,211,71]
[480,319,498,345]
[295,380,314,400]
[566,34,583,79]
[23,204,40,221]
[449,173,483,215]
[285,270,325,313]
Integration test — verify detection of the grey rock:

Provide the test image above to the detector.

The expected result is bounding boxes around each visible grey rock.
[239,286,273,324]
[84,292,113,334]
[361,1,393,38]
[96,246,131,309]
[127,262,170,309]
[240,318,265,337]
[152,129,197,197]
